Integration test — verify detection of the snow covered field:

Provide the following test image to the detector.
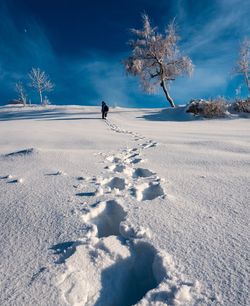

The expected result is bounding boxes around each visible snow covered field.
[0,105,249,306]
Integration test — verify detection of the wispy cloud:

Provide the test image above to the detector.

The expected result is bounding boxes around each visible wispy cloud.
[170,0,250,101]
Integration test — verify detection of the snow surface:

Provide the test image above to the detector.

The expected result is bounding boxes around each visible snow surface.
[0,105,249,306]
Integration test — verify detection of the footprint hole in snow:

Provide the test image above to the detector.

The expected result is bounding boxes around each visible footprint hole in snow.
[126,158,143,165]
[103,177,126,191]
[132,182,165,201]
[109,164,126,173]
[132,168,155,178]
[142,183,164,201]
[107,156,121,163]
[126,153,139,160]
[84,200,127,238]
[128,148,138,153]
[95,241,163,306]
[126,242,160,304]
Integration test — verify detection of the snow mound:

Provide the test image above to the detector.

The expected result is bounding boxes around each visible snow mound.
[141,106,195,122]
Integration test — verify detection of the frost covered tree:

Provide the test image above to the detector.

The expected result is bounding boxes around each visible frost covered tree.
[15,81,27,105]
[28,68,54,105]
[235,39,250,93]
[43,96,50,106]
[124,14,193,107]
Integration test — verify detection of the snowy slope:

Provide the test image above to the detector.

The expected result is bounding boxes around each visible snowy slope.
[0,105,249,306]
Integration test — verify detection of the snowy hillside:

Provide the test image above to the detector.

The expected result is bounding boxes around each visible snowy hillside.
[0,105,249,306]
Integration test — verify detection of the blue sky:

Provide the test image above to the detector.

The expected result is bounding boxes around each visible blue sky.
[0,0,250,107]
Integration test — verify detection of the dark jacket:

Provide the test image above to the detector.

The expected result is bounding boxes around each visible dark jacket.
[102,102,109,113]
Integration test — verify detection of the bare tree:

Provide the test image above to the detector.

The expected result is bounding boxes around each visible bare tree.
[235,39,250,93]
[124,14,193,107]
[28,68,54,105]
[15,81,27,105]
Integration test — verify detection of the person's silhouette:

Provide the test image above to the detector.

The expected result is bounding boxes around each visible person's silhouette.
[101,101,109,119]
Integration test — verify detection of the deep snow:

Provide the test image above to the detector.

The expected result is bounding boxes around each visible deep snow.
[0,105,249,306]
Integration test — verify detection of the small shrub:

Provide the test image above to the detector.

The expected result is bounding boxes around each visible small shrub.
[230,98,250,113]
[186,98,227,118]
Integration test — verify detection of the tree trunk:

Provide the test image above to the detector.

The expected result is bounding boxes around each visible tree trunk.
[244,72,250,93]
[39,90,43,105]
[160,80,175,108]
[20,90,25,106]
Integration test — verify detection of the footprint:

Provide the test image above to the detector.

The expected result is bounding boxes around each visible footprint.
[108,164,134,177]
[119,242,162,306]
[58,236,130,305]
[108,164,126,173]
[107,156,122,163]
[102,177,126,191]
[129,148,138,153]
[82,200,126,238]
[132,168,155,178]
[125,153,139,160]
[58,237,189,306]
[127,157,143,164]
[131,181,165,201]
[95,241,163,306]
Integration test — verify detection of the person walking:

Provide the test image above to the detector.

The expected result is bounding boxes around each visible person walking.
[101,101,109,119]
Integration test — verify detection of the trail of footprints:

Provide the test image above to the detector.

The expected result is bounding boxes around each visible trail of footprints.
[56,120,205,306]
